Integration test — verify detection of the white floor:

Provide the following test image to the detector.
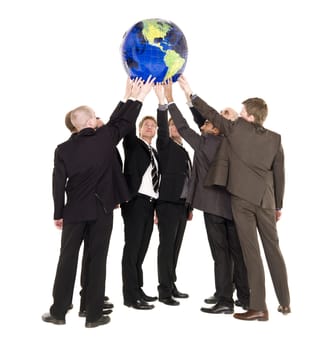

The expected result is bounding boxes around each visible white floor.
[3,207,320,350]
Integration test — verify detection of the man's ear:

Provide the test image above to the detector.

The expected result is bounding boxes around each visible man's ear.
[86,118,96,128]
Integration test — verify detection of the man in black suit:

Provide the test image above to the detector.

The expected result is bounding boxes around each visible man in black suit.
[121,115,159,310]
[154,84,192,306]
[64,112,114,316]
[42,77,154,328]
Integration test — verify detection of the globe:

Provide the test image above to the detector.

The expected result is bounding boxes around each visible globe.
[121,18,188,83]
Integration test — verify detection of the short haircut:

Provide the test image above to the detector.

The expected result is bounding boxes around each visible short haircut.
[139,116,157,129]
[70,105,95,131]
[65,110,76,132]
[242,98,268,125]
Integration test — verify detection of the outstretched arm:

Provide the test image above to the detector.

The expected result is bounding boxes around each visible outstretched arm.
[164,80,203,151]
[111,76,156,144]
[178,75,232,135]
[154,83,170,150]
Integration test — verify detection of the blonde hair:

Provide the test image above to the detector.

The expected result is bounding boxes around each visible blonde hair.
[70,105,95,131]
[65,110,76,133]
[138,116,157,129]
[220,107,238,121]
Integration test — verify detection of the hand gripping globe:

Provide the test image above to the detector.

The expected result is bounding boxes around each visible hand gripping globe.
[121,18,188,83]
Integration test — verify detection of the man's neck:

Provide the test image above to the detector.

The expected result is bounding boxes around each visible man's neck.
[172,136,182,145]
[141,136,152,145]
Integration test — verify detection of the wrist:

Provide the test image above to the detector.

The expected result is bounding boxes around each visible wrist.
[158,104,168,111]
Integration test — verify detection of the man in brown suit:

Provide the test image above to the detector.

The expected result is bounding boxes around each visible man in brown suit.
[178,75,291,321]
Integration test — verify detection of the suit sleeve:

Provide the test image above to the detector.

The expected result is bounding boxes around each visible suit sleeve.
[190,106,205,129]
[156,108,170,150]
[107,99,142,145]
[52,147,67,220]
[109,101,125,122]
[272,139,285,209]
[168,103,203,151]
[192,95,232,135]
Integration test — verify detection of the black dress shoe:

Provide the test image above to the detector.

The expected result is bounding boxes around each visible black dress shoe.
[159,297,180,306]
[42,312,65,325]
[201,303,234,314]
[124,299,155,310]
[235,299,249,310]
[79,309,113,317]
[103,301,114,309]
[104,296,109,301]
[204,295,217,304]
[85,315,110,328]
[140,289,157,302]
[172,285,189,298]
[172,290,189,298]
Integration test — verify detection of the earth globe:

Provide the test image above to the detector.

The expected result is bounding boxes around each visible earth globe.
[121,18,188,83]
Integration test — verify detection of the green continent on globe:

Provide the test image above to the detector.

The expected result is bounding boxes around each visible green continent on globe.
[163,50,185,81]
[142,19,171,47]
[121,18,188,83]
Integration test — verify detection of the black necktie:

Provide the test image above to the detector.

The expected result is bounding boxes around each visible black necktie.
[149,146,159,192]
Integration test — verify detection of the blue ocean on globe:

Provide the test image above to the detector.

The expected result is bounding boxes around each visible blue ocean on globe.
[121,18,188,83]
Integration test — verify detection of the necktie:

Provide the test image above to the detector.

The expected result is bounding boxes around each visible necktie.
[149,146,159,193]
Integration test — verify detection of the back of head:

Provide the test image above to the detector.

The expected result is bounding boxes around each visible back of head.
[70,105,95,131]
[242,98,268,126]
[220,107,238,121]
[65,110,76,133]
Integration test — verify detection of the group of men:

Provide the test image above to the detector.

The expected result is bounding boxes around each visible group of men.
[42,75,291,328]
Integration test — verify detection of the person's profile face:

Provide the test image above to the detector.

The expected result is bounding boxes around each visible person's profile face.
[169,120,181,138]
[200,120,219,135]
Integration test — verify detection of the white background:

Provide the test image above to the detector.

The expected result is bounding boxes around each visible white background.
[1,0,321,349]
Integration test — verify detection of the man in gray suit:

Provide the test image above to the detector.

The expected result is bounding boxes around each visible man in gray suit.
[161,81,249,314]
[178,75,290,321]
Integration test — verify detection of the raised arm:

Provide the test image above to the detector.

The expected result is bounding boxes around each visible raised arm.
[178,75,232,135]
[154,83,170,149]
[109,77,133,122]
[163,80,203,151]
[110,76,155,144]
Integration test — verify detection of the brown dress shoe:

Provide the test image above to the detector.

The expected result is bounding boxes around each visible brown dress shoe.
[278,305,291,315]
[234,309,269,321]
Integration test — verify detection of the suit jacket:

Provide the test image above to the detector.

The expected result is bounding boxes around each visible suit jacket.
[122,120,159,199]
[157,108,192,203]
[52,99,142,223]
[192,96,285,209]
[168,103,232,220]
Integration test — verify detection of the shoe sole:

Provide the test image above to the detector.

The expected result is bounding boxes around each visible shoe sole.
[79,309,113,317]
[201,309,234,314]
[124,302,154,310]
[42,317,65,325]
[233,315,268,321]
[85,317,110,328]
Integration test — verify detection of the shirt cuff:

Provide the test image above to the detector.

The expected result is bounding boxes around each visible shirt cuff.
[158,104,168,111]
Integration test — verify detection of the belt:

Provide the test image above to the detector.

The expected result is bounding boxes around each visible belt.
[136,193,157,203]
